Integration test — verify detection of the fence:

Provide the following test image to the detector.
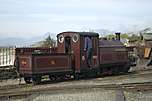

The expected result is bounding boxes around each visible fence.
[0,46,16,68]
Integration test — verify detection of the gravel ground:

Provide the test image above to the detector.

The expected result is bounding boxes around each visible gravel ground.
[33,89,116,101]
[34,90,152,101]
[2,88,152,101]
[124,91,152,101]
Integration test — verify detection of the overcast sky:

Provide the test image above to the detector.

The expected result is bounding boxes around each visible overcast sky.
[0,0,152,38]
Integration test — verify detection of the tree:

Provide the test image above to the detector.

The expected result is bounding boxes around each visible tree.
[43,35,56,47]
[104,33,129,39]
[128,34,141,43]
[121,34,129,39]
[106,34,115,39]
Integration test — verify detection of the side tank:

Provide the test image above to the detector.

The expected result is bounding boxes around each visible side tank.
[99,33,130,73]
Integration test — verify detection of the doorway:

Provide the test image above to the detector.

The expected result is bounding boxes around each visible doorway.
[65,36,71,54]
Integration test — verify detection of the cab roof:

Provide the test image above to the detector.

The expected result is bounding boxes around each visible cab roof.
[57,31,99,37]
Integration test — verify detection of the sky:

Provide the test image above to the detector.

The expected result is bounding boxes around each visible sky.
[0,0,152,38]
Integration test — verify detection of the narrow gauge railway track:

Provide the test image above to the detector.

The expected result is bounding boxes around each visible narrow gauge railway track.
[0,84,32,91]
[0,69,152,93]
[0,68,150,88]
[0,69,152,98]
[0,82,152,98]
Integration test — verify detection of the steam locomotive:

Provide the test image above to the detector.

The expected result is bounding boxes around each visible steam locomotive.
[14,31,130,84]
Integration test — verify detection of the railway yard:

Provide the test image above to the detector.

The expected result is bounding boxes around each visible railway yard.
[1,0,152,100]
[0,32,151,101]
[0,67,152,101]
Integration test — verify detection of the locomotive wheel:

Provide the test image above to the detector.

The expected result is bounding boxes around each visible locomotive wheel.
[107,67,112,75]
[74,73,80,80]
[101,67,109,75]
[96,70,101,77]
[123,65,130,73]
[112,67,119,75]
[24,77,31,84]
[49,75,57,81]
[32,75,41,85]
[59,75,66,81]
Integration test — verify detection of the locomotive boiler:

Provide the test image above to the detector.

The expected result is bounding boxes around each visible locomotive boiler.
[14,32,130,84]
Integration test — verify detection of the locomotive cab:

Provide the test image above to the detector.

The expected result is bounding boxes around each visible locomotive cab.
[57,32,99,74]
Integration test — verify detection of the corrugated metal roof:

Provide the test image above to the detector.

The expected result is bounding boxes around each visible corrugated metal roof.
[78,32,99,36]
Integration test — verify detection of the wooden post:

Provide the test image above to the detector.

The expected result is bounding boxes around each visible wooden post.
[3,48,4,66]
[0,48,1,66]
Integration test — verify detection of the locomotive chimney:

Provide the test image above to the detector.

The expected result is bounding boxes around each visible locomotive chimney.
[115,32,121,41]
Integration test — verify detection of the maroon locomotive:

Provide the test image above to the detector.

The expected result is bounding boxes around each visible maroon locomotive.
[14,32,130,84]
